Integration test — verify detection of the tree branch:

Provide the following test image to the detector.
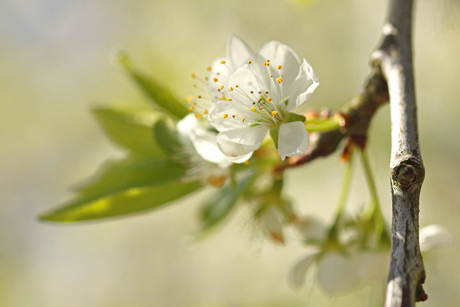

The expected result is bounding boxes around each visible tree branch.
[371,0,427,306]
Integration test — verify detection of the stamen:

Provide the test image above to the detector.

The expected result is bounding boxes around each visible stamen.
[277,65,282,70]
[219,85,224,90]
[248,60,252,64]
[251,107,256,112]
[271,111,278,116]
[207,66,212,71]
[204,109,208,114]
[276,77,283,84]
[220,60,226,64]
[213,78,218,82]
[259,107,263,110]
[197,95,202,99]
[186,96,193,103]
[270,74,273,78]
[196,114,203,118]
[242,117,245,122]
[244,160,249,165]
[267,97,273,102]
[232,115,236,118]
[223,114,228,118]
[188,106,194,112]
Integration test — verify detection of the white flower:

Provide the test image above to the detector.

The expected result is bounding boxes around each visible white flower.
[191,35,319,161]
[176,114,234,186]
[288,224,452,295]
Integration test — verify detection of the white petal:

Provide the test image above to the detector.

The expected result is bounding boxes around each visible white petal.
[288,251,319,288]
[278,122,310,161]
[216,126,268,159]
[257,41,300,97]
[190,128,231,167]
[207,57,233,99]
[208,101,250,132]
[227,35,255,71]
[419,224,453,252]
[317,253,362,294]
[224,152,253,164]
[176,113,199,136]
[288,59,319,111]
[228,64,263,105]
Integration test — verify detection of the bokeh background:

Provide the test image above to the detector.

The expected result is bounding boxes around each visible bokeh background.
[1,0,459,306]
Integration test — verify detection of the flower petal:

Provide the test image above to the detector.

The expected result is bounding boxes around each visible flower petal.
[207,57,233,99]
[228,64,263,105]
[317,253,362,294]
[288,251,319,288]
[419,224,453,252]
[257,41,300,97]
[216,126,268,159]
[227,34,255,71]
[176,113,199,136]
[208,100,255,132]
[190,128,232,168]
[287,59,319,111]
[277,122,309,161]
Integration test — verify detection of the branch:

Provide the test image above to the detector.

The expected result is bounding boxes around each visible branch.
[371,0,427,306]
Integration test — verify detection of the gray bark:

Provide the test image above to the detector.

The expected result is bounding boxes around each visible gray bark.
[371,0,427,306]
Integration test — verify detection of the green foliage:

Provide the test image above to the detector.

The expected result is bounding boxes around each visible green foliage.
[115,51,189,119]
[74,156,186,199]
[199,170,258,231]
[39,180,201,222]
[40,155,201,222]
[153,118,183,156]
[92,106,166,157]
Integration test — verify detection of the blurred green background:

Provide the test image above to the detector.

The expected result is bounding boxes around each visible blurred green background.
[1,0,459,306]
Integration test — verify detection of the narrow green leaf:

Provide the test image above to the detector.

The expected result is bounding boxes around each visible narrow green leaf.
[200,171,258,231]
[153,118,182,155]
[74,156,186,200]
[115,51,189,119]
[39,180,201,223]
[92,106,165,156]
[269,127,279,149]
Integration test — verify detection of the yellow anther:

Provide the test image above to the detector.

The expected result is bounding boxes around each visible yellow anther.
[185,96,193,103]
[259,107,263,110]
[188,106,194,112]
[235,85,239,88]
[196,114,203,118]
[223,114,228,118]
[242,117,245,122]
[276,77,283,84]
[219,85,224,90]
[277,65,282,70]
[204,109,208,114]
[248,60,252,64]
[270,74,273,78]
[205,77,208,81]
[250,91,253,94]
[228,98,232,101]
[230,87,233,91]
[271,111,278,116]
[232,115,236,118]
[250,107,256,112]
[220,60,226,64]
[207,66,212,71]
[266,59,270,62]
[191,73,196,78]
[197,95,202,99]
[267,97,272,102]
[244,160,249,165]
[213,77,218,82]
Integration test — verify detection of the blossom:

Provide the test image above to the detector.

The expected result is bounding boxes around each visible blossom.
[288,224,452,295]
[175,114,235,186]
[191,35,319,161]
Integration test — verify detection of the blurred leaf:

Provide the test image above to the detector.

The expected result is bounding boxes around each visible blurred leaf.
[74,156,186,199]
[115,51,189,119]
[92,106,165,156]
[40,180,201,223]
[200,170,258,231]
[153,118,182,155]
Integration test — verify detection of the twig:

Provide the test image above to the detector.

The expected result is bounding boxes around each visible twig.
[371,0,427,306]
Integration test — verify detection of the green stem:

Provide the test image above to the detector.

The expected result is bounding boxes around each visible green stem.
[360,149,390,246]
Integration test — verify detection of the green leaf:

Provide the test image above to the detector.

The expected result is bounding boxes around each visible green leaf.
[115,51,189,119]
[200,170,258,231]
[269,127,279,149]
[286,112,307,123]
[153,118,182,155]
[92,106,165,156]
[74,156,186,200]
[39,180,201,223]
